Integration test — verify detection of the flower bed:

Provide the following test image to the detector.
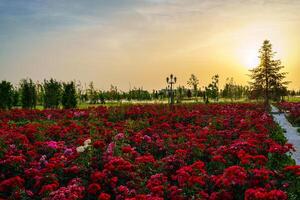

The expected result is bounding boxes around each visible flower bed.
[277,102,300,127]
[0,104,299,199]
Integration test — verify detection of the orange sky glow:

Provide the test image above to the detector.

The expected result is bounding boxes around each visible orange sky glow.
[0,0,299,90]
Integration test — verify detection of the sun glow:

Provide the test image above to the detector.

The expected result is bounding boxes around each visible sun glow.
[243,49,260,69]
[232,21,288,70]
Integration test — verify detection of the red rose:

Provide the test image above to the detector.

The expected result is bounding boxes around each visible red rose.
[39,182,59,195]
[93,140,105,150]
[91,171,106,182]
[0,176,25,192]
[98,192,111,200]
[88,183,101,195]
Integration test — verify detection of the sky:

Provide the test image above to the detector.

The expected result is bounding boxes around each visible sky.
[0,0,299,91]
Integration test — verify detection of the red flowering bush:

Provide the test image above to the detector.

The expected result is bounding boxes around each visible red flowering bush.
[245,188,287,200]
[278,102,300,126]
[0,104,299,199]
[215,165,247,187]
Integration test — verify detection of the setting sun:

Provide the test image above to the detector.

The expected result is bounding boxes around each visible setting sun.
[242,49,260,69]
[0,0,299,90]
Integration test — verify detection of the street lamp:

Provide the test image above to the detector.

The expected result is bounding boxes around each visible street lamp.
[166,74,177,104]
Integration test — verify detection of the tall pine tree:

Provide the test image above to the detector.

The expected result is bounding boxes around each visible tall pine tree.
[249,40,288,107]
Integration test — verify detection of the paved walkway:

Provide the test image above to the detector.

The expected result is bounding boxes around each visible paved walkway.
[271,105,300,165]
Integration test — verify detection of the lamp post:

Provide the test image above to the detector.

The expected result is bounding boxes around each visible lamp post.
[166,74,177,105]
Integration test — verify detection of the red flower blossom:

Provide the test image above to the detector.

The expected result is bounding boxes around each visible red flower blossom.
[93,140,106,150]
[216,166,247,187]
[98,192,111,200]
[245,188,287,200]
[39,182,59,195]
[0,104,297,199]
[88,183,101,195]
[0,176,24,192]
[135,154,155,164]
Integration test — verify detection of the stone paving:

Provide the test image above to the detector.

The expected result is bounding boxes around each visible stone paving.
[271,105,300,165]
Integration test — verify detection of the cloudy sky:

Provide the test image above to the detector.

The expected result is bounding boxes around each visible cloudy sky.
[0,0,299,90]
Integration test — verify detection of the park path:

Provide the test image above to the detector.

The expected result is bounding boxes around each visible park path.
[271,105,300,165]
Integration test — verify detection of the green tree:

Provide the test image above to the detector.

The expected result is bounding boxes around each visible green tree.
[222,77,235,101]
[187,89,192,99]
[98,91,106,104]
[205,74,219,103]
[249,40,289,107]
[176,85,185,103]
[36,81,44,106]
[20,79,37,109]
[43,78,62,109]
[0,80,14,109]
[12,88,19,107]
[107,85,120,101]
[87,82,99,104]
[187,74,199,98]
[62,81,77,109]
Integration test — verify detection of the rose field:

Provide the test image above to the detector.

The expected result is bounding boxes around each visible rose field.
[0,104,300,200]
[278,102,300,127]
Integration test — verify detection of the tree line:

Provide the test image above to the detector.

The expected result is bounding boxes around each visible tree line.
[0,79,77,109]
[0,40,297,109]
[0,75,297,110]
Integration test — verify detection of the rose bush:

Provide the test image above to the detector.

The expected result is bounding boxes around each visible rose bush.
[277,102,300,126]
[0,104,299,199]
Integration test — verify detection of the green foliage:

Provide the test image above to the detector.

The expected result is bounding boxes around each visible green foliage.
[20,79,37,109]
[267,124,295,170]
[106,85,121,101]
[249,40,289,104]
[126,88,151,101]
[98,91,106,104]
[0,80,13,109]
[87,82,99,104]
[205,74,219,103]
[12,89,19,107]
[187,74,199,97]
[221,77,250,101]
[62,81,77,109]
[186,89,192,98]
[269,123,287,145]
[285,169,300,199]
[36,82,44,106]
[43,78,62,109]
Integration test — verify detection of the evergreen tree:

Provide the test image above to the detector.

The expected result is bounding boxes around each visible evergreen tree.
[249,40,288,106]
[43,79,62,109]
[0,80,14,109]
[20,79,37,109]
[62,81,77,109]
